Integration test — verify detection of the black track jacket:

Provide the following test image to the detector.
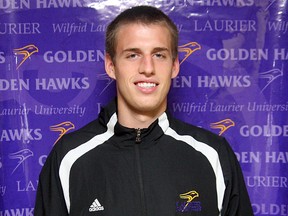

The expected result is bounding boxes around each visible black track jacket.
[35,100,253,216]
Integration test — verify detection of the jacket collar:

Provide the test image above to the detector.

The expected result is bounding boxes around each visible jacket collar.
[99,98,170,149]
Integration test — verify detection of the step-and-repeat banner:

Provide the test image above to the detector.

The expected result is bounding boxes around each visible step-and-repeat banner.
[0,0,287,215]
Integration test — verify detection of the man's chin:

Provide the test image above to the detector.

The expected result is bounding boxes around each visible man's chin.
[134,102,166,115]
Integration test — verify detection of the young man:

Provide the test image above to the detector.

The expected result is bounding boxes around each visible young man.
[34,5,253,216]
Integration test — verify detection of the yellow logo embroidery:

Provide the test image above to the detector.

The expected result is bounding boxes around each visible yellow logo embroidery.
[178,42,201,65]
[13,44,39,69]
[179,190,199,210]
[50,121,75,145]
[210,118,235,136]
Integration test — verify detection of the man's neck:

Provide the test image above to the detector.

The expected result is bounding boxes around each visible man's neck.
[117,107,165,129]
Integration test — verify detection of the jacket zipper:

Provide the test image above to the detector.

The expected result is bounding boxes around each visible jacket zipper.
[135,128,147,216]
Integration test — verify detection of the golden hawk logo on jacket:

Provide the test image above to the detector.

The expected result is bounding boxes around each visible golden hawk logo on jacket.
[176,190,202,213]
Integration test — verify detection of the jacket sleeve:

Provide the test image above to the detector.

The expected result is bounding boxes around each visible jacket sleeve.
[34,145,69,216]
[220,138,254,216]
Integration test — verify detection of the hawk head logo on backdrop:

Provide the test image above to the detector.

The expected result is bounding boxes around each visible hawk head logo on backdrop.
[50,121,75,145]
[9,149,34,174]
[13,44,39,69]
[259,68,283,93]
[210,119,235,136]
[178,42,201,65]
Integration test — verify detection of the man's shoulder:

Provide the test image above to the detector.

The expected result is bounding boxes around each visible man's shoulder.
[50,101,117,159]
[40,116,112,175]
[170,117,221,139]
[52,118,106,153]
[168,116,226,150]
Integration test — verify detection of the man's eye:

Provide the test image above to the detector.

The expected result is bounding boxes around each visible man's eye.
[127,53,138,59]
[154,53,166,59]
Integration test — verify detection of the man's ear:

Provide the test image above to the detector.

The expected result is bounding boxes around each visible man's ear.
[171,57,180,79]
[105,53,116,79]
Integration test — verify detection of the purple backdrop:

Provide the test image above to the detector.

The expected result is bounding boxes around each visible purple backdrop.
[0,0,287,215]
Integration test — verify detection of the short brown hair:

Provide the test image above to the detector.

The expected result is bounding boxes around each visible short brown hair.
[105,5,178,61]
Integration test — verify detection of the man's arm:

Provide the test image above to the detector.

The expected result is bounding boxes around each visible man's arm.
[34,147,68,216]
[220,139,254,216]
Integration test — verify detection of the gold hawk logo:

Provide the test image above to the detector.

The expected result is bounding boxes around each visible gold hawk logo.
[13,44,39,69]
[210,119,235,136]
[259,68,283,93]
[50,121,75,145]
[178,42,201,65]
[9,149,34,174]
[179,190,199,211]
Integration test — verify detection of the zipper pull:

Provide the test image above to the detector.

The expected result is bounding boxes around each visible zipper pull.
[135,128,141,143]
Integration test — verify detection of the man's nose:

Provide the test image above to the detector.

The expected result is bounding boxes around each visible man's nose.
[139,55,155,75]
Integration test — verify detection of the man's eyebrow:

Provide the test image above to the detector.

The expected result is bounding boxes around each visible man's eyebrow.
[152,47,169,52]
[122,48,141,53]
[122,47,169,53]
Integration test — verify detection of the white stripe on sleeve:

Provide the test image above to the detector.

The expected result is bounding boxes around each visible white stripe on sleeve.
[59,113,117,213]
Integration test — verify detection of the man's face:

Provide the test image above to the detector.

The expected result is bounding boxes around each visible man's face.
[105,23,179,117]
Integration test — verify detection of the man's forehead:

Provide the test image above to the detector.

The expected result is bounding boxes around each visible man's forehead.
[115,23,172,47]
[115,22,170,38]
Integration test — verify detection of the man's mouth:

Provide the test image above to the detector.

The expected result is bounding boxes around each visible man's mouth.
[136,82,157,88]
